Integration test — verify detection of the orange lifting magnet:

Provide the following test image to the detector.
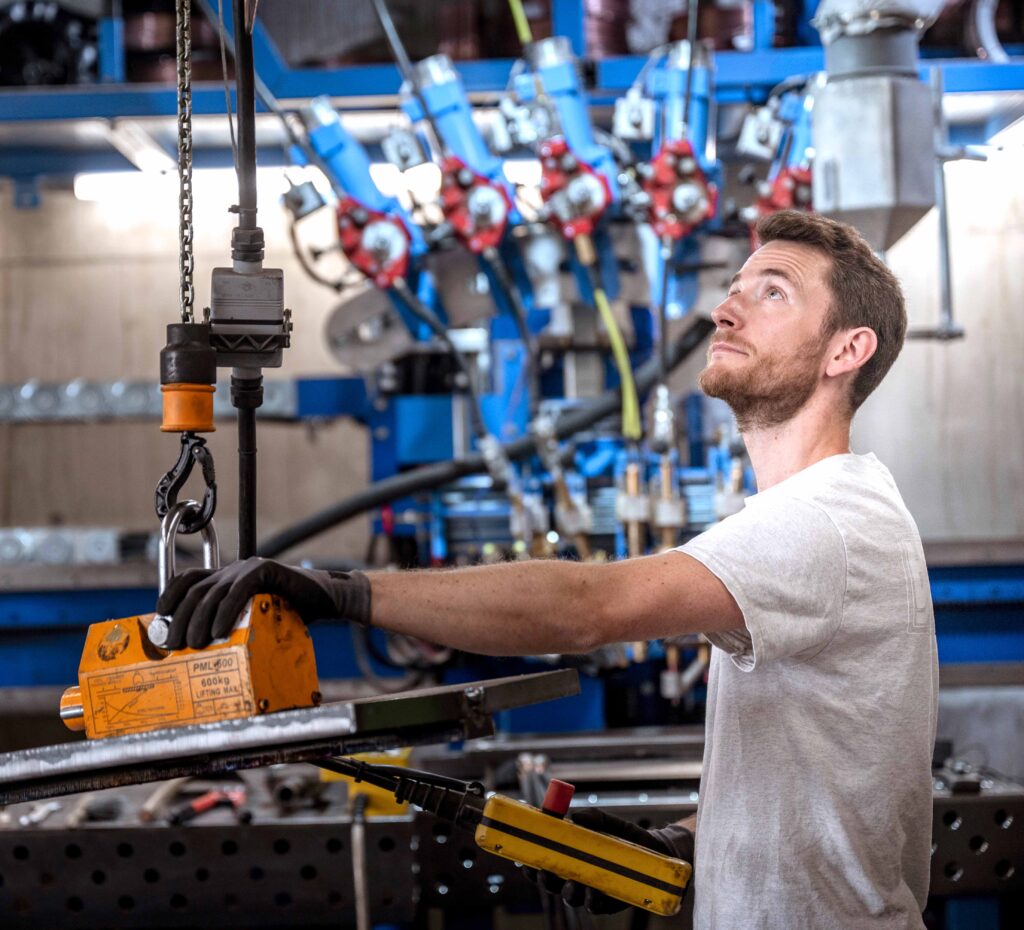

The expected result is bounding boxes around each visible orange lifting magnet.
[60,596,321,740]
[60,503,320,740]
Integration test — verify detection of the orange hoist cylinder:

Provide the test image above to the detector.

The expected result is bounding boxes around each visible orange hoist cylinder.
[160,382,216,432]
[60,596,321,740]
[160,322,217,433]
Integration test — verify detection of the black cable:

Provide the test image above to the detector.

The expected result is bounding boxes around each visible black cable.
[288,218,345,292]
[195,0,346,200]
[482,248,540,417]
[256,316,714,558]
[350,624,428,694]
[216,0,237,171]
[368,0,450,157]
[231,0,257,230]
[683,0,700,130]
[234,373,261,559]
[391,279,489,441]
[237,407,256,558]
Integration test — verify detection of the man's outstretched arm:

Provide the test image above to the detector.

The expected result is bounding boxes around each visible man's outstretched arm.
[158,551,743,652]
[367,551,744,655]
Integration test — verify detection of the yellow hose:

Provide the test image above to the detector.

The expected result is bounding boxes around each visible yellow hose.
[573,233,641,440]
[507,0,534,45]
[593,284,642,441]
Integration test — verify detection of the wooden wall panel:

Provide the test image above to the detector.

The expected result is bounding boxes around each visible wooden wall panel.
[0,184,368,562]
[0,155,1021,559]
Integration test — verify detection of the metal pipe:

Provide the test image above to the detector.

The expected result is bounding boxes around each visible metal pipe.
[971,0,1009,63]
[932,69,952,334]
[232,0,257,229]
[351,793,371,930]
[657,236,673,386]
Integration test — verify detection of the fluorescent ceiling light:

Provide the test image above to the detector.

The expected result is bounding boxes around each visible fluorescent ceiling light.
[73,167,289,204]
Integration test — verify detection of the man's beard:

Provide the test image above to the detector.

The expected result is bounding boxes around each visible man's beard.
[698,332,828,432]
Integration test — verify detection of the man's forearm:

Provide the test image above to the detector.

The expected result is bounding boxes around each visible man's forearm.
[368,559,611,656]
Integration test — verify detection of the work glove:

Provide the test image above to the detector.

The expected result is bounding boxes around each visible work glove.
[155,557,371,651]
[524,808,694,915]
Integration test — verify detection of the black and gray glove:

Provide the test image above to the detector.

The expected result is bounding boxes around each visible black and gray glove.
[155,557,371,650]
[525,808,694,915]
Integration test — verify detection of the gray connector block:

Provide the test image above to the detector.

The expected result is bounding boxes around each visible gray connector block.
[209,266,290,369]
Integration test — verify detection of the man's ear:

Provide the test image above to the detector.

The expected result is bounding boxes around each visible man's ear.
[825,327,877,379]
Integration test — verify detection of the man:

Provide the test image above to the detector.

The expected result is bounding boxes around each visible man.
[158,211,938,929]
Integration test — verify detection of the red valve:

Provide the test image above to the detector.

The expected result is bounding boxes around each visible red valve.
[748,167,813,247]
[336,196,412,289]
[753,166,813,219]
[641,138,717,240]
[538,137,613,240]
[542,778,575,817]
[439,155,513,254]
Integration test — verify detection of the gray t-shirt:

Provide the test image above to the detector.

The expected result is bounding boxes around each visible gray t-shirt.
[679,452,938,930]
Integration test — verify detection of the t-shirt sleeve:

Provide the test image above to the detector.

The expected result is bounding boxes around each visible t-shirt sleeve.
[679,496,847,671]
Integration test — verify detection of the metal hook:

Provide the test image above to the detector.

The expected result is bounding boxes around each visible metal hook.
[149,500,221,648]
[155,432,217,534]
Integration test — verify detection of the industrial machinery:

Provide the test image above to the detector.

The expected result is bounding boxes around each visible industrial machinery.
[0,1,1022,928]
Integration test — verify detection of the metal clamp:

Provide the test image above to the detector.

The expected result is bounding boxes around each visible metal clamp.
[149,500,220,648]
[154,432,217,534]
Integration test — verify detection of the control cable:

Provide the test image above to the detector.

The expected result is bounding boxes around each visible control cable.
[390,278,489,442]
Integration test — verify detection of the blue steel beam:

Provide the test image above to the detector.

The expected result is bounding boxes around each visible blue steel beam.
[1,56,1021,123]
[0,85,251,121]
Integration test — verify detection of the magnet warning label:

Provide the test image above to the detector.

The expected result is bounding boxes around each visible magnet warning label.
[85,648,255,737]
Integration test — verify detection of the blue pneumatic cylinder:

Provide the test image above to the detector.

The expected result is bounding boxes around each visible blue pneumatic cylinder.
[778,88,815,170]
[302,96,426,255]
[646,42,713,167]
[402,57,518,197]
[514,36,620,202]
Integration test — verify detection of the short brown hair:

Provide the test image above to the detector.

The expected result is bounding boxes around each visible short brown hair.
[754,210,907,412]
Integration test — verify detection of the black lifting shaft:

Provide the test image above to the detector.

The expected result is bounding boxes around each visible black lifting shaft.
[233,374,262,559]
[232,0,258,231]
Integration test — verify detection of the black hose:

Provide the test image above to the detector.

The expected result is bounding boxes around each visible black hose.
[257,315,713,558]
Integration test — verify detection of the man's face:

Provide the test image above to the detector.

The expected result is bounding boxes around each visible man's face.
[699,240,834,431]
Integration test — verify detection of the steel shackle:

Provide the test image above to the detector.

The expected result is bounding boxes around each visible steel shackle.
[149,499,221,647]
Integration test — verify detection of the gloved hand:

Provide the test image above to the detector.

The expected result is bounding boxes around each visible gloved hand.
[524,808,694,915]
[155,557,371,651]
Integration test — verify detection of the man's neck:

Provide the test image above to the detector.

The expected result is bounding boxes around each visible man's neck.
[741,397,852,492]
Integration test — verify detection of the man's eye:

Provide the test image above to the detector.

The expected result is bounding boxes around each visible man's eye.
[765,286,784,300]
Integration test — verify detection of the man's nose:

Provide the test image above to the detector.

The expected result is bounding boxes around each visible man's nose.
[711,296,740,330]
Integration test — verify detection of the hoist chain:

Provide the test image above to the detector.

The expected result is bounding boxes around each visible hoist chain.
[176,0,195,323]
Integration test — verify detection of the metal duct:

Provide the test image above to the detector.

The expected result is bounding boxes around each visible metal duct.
[811,0,941,249]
